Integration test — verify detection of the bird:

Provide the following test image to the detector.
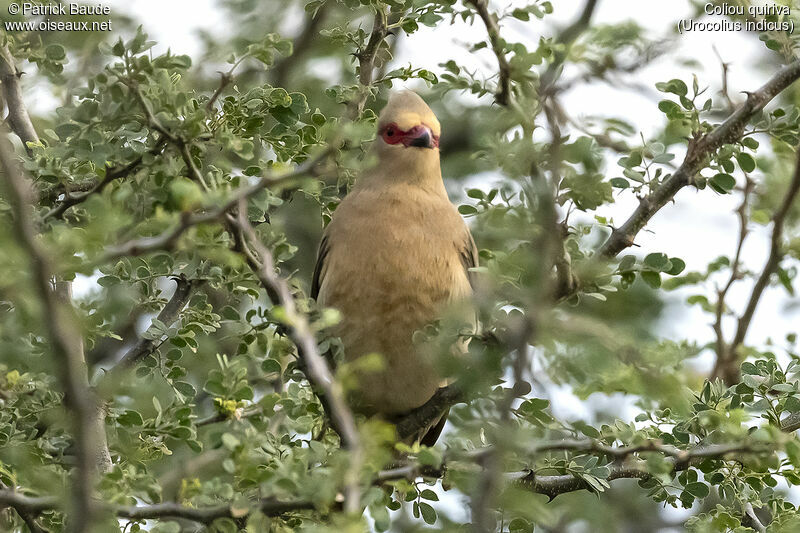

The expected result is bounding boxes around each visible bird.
[311,90,478,446]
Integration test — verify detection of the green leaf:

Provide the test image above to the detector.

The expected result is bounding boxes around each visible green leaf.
[173,381,196,398]
[640,271,661,289]
[221,433,241,450]
[666,257,686,275]
[117,410,144,427]
[45,44,67,61]
[618,255,636,272]
[656,79,688,96]
[709,173,736,194]
[736,152,756,172]
[684,482,709,498]
[644,253,669,271]
[419,502,437,525]
[419,489,439,501]
[262,359,282,374]
[751,209,770,225]
[742,137,759,150]
[166,349,183,361]
[657,100,681,117]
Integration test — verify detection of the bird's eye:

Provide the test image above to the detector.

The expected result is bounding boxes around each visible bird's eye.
[382,125,402,144]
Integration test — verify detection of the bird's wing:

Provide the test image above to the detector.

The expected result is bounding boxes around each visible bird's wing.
[310,233,329,300]
[458,229,479,290]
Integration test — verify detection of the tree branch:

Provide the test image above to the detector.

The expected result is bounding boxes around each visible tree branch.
[0,482,46,533]
[105,275,199,375]
[94,149,329,265]
[598,59,800,259]
[712,146,800,384]
[466,0,511,106]
[271,5,331,88]
[346,8,389,119]
[43,136,169,221]
[540,0,600,97]
[781,412,800,432]
[0,435,775,523]
[712,177,753,375]
[0,44,39,152]
[231,202,364,515]
[0,130,98,528]
[0,489,312,524]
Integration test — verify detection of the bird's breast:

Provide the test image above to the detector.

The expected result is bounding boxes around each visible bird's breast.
[318,187,472,413]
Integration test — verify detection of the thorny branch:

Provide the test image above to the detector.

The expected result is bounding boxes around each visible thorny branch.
[598,58,800,259]
[0,43,39,152]
[231,201,364,515]
[711,176,754,380]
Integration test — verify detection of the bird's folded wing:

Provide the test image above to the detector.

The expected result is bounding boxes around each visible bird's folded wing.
[459,229,479,290]
[310,234,329,300]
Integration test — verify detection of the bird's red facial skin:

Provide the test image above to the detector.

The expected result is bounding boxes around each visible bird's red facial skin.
[379,123,440,149]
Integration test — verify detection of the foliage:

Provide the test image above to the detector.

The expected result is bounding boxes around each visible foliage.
[2,0,800,531]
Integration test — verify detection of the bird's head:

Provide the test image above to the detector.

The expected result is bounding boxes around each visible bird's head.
[375,90,441,156]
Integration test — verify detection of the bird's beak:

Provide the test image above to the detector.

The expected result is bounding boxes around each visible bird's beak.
[408,125,437,149]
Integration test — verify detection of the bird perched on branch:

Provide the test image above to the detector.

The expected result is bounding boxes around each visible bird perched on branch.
[311,90,477,445]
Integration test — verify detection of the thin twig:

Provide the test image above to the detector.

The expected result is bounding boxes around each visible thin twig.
[128,82,177,142]
[346,8,389,119]
[713,146,800,384]
[206,71,234,112]
[712,177,754,370]
[43,136,168,220]
[466,0,511,106]
[713,45,736,112]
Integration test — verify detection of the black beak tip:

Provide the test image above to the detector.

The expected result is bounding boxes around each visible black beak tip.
[409,131,433,149]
